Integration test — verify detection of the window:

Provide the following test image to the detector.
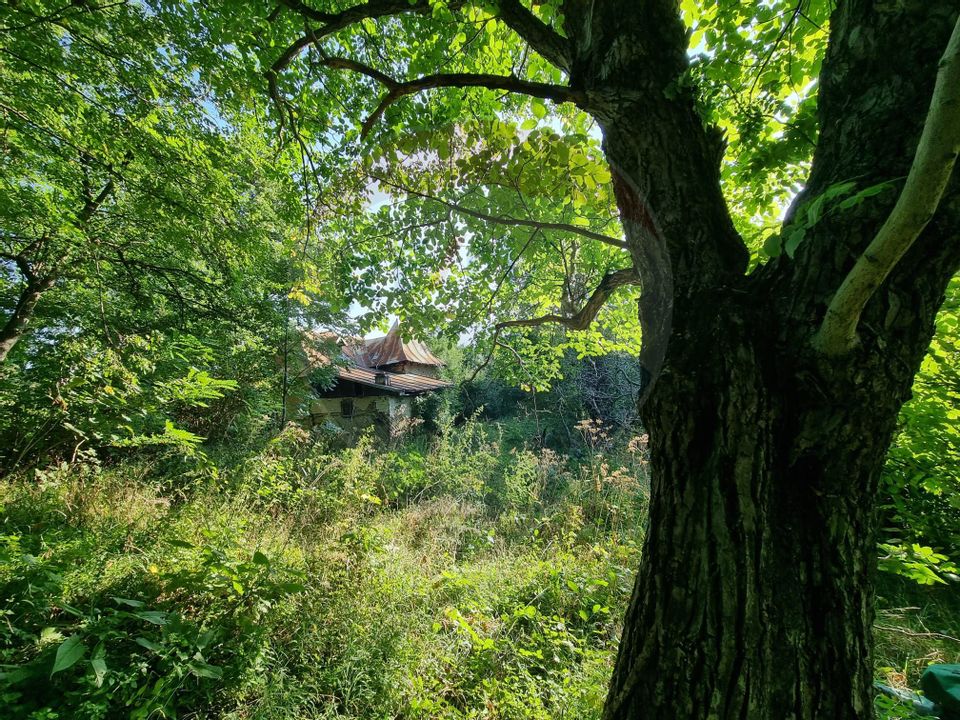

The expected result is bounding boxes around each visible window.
[340,398,354,417]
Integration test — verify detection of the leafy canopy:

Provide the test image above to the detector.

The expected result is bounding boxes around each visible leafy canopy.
[163,0,833,379]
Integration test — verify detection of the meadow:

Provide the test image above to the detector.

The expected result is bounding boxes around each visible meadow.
[1,418,956,720]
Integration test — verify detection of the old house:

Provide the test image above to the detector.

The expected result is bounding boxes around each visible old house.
[305,322,450,434]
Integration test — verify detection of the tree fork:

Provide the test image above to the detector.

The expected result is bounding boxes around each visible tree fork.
[813,13,960,356]
[599,1,960,718]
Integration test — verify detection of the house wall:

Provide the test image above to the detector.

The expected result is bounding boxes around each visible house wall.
[308,394,412,435]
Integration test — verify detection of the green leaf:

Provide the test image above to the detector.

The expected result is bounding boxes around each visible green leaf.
[837,180,895,210]
[135,637,164,653]
[0,664,38,684]
[133,611,168,625]
[91,645,108,688]
[805,194,826,226]
[51,636,87,676]
[762,234,782,257]
[784,227,806,258]
[187,661,223,679]
[112,596,145,607]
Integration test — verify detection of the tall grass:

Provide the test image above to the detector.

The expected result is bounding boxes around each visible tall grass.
[0,420,646,719]
[0,420,956,719]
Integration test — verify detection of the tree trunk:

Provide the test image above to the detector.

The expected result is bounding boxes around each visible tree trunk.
[0,275,54,363]
[581,1,960,718]
[604,299,894,719]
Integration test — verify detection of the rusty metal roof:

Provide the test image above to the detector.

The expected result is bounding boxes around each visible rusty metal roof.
[303,326,449,395]
[362,321,445,368]
[336,365,452,395]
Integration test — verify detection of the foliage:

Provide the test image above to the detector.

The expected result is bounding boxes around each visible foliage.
[0,462,308,719]
[2,0,960,716]
[0,420,649,719]
[879,276,960,582]
[161,0,841,366]
[0,0,350,467]
[678,0,831,260]
[1,421,956,719]
[0,332,248,466]
[157,0,645,368]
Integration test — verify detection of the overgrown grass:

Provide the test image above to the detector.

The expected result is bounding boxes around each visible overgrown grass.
[0,420,646,719]
[0,420,957,719]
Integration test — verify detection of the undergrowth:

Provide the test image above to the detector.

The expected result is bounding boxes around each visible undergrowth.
[0,420,647,719]
[0,419,957,719]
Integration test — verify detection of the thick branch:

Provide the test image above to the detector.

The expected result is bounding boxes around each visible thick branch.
[276,0,444,25]
[268,0,580,137]
[495,267,639,331]
[0,271,56,363]
[77,178,115,225]
[271,0,436,72]
[359,70,582,138]
[318,56,399,88]
[266,0,438,120]
[0,179,115,363]
[467,266,638,382]
[813,14,960,355]
[0,252,37,283]
[496,0,571,73]
[312,56,580,134]
[373,175,627,249]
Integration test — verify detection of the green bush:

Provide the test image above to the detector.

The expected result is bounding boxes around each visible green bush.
[2,413,955,719]
[0,419,650,719]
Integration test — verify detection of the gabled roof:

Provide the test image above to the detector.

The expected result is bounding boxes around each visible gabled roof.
[358,321,445,369]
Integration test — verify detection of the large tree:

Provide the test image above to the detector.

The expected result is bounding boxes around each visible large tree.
[173,0,960,716]
[0,1,359,464]
[0,0,344,365]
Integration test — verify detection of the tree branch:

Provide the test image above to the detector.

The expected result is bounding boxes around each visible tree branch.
[466,265,638,382]
[268,1,580,137]
[77,178,115,225]
[496,0,572,73]
[813,14,960,355]
[495,267,639,331]
[318,55,399,88]
[467,325,502,383]
[480,227,541,322]
[0,252,36,283]
[372,175,627,249]
[360,70,582,138]
[266,0,439,124]
[271,0,438,73]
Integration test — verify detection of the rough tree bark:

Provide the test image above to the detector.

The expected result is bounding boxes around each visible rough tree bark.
[586,1,960,718]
